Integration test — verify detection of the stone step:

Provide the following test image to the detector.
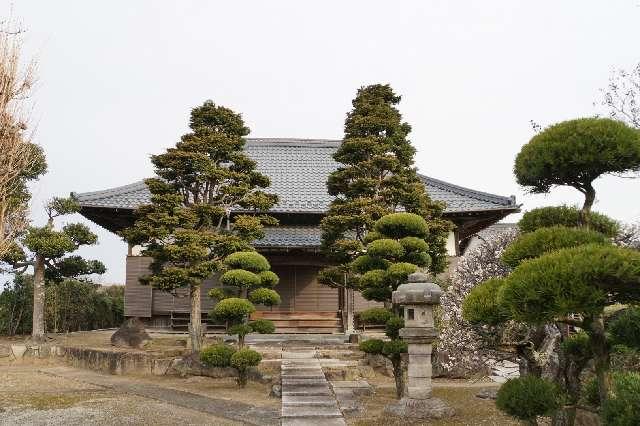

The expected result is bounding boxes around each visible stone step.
[281,417,346,426]
[282,350,316,359]
[281,373,326,380]
[282,388,332,397]
[281,405,343,418]
[282,378,327,385]
[282,395,337,406]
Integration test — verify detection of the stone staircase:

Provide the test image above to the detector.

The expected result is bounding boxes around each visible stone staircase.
[280,348,346,426]
[252,311,343,334]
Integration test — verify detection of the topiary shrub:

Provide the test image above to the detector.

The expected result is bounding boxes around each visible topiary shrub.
[211,297,255,323]
[207,287,227,301]
[374,212,428,238]
[462,278,509,325]
[399,236,429,253]
[358,307,393,326]
[248,287,281,306]
[608,306,640,350]
[367,239,405,259]
[249,319,275,334]
[359,338,384,354]
[231,348,262,387]
[519,205,620,237]
[501,226,610,268]
[258,270,279,287]
[228,323,253,346]
[351,255,390,274]
[220,269,261,288]
[223,251,270,273]
[496,376,563,424]
[200,344,237,368]
[385,315,404,340]
[601,372,640,425]
[386,262,418,283]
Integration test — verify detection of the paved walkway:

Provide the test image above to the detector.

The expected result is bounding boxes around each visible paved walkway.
[280,348,346,426]
[39,366,279,426]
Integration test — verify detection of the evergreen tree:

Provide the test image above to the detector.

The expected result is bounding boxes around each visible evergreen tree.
[319,84,451,321]
[123,101,278,353]
[1,197,106,341]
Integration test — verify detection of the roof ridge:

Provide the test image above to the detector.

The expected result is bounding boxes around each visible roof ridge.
[246,138,341,147]
[419,174,516,207]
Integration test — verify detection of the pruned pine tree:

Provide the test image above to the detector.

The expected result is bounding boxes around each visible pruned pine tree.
[123,101,278,353]
[1,197,106,342]
[319,84,451,327]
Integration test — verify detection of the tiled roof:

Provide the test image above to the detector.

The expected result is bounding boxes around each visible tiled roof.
[73,138,518,214]
[254,226,321,248]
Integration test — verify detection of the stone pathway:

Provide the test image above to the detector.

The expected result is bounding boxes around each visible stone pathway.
[280,348,346,426]
[39,366,279,426]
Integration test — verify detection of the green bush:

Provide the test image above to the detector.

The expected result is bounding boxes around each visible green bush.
[258,270,279,287]
[363,231,383,244]
[602,372,640,425]
[366,239,405,259]
[496,376,563,422]
[361,286,391,303]
[385,315,404,340]
[249,319,275,334]
[560,332,591,362]
[399,236,428,253]
[200,344,237,367]
[359,338,384,355]
[359,269,387,288]
[499,245,640,323]
[230,348,263,387]
[375,213,428,239]
[207,288,227,301]
[386,262,417,283]
[220,269,261,288]
[403,251,431,267]
[382,339,408,358]
[351,254,390,273]
[608,307,640,350]
[248,288,281,306]
[211,297,255,323]
[358,307,393,325]
[519,206,620,237]
[223,251,270,273]
[462,278,509,325]
[501,226,609,267]
[581,376,600,407]
[228,323,252,338]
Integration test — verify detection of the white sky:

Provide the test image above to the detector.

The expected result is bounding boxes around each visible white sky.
[7,0,640,284]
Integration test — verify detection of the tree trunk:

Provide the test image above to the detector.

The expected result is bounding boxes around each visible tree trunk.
[580,183,596,227]
[31,254,46,342]
[189,285,203,353]
[588,315,610,405]
[391,357,404,399]
[345,287,355,334]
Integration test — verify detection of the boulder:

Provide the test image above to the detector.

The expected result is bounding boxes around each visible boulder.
[110,318,152,349]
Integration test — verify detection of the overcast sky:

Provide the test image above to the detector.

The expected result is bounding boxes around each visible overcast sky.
[7,1,640,284]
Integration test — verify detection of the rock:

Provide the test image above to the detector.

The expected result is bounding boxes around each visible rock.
[384,397,455,419]
[110,318,152,349]
[152,358,173,376]
[475,388,498,400]
[270,384,282,398]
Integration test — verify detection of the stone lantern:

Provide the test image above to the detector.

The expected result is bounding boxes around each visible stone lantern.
[384,272,455,419]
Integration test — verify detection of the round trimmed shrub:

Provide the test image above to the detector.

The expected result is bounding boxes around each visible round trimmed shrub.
[223,251,270,272]
[231,348,262,387]
[462,278,509,325]
[361,286,391,303]
[385,315,404,340]
[366,239,405,259]
[399,236,428,253]
[359,269,387,288]
[359,339,384,355]
[363,231,383,244]
[358,307,393,325]
[496,376,562,422]
[200,344,237,367]
[403,251,431,267]
[249,319,275,334]
[248,288,281,306]
[220,269,261,288]
[351,254,390,273]
[258,270,279,287]
[228,323,252,338]
[519,206,619,237]
[207,288,227,301]
[212,297,255,322]
[601,372,640,425]
[608,306,640,350]
[501,226,609,267]
[382,339,408,358]
[386,262,417,283]
[374,212,428,238]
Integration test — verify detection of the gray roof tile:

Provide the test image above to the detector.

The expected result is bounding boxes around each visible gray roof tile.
[74,138,518,214]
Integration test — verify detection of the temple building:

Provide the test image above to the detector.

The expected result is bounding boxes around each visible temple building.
[74,138,519,333]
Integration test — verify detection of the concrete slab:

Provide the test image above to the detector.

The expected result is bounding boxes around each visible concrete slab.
[281,417,346,426]
[282,395,337,406]
[282,378,327,385]
[281,405,342,417]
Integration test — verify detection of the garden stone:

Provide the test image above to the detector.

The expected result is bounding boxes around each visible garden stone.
[110,318,151,349]
[475,388,498,400]
[270,384,282,398]
[11,344,27,358]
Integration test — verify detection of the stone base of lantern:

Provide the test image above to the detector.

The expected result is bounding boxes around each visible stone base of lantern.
[384,396,455,419]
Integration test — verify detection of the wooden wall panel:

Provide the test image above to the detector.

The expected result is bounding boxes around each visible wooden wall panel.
[271,265,295,311]
[124,256,153,317]
[152,289,173,314]
[292,266,339,312]
[354,291,384,312]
